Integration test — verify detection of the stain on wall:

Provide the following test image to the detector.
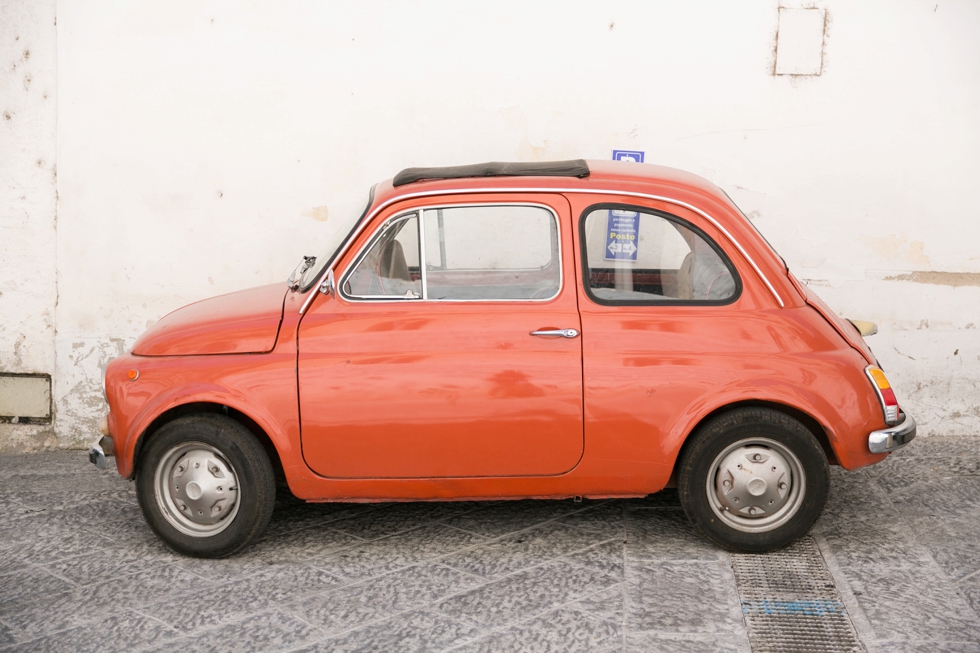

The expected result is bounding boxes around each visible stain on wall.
[884,271,980,288]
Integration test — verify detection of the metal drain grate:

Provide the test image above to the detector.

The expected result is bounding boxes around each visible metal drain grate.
[732,536,865,653]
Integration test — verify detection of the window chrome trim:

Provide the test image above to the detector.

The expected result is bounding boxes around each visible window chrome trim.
[300,187,783,313]
[418,209,429,300]
[336,202,563,305]
[340,212,421,301]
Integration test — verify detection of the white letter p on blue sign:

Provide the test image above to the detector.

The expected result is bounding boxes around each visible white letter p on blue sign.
[612,150,644,163]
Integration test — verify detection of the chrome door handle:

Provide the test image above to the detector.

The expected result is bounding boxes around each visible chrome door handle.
[530,328,579,338]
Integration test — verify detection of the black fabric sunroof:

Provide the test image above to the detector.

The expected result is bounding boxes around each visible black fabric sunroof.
[392,160,590,187]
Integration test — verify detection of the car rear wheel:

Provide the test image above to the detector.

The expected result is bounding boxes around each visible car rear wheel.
[677,407,829,552]
[136,414,276,558]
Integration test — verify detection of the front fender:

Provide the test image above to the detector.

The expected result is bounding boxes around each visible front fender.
[106,352,300,479]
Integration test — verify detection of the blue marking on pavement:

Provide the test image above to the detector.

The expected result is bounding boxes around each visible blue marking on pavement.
[742,599,846,616]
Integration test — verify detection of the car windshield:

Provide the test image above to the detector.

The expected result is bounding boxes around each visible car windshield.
[299,186,376,291]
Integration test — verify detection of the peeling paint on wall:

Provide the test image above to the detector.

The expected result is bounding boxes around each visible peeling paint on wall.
[53,337,132,449]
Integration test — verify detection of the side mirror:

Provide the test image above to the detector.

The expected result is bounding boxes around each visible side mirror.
[319,268,335,296]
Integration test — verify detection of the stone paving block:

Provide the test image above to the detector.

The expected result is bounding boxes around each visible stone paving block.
[625,507,725,562]
[4,610,178,653]
[0,497,38,523]
[0,621,17,647]
[905,513,980,581]
[245,524,366,563]
[864,435,980,468]
[872,475,980,520]
[626,560,745,635]
[840,563,980,643]
[440,499,584,538]
[0,565,73,604]
[83,513,157,545]
[299,608,482,653]
[287,562,483,636]
[144,610,323,653]
[625,631,749,653]
[565,583,626,625]
[819,468,900,524]
[557,501,624,536]
[565,539,627,578]
[953,572,980,619]
[432,559,620,630]
[1,485,125,515]
[0,523,113,568]
[309,523,488,581]
[864,450,980,479]
[35,498,142,529]
[327,501,479,541]
[440,520,607,580]
[812,518,927,571]
[141,564,344,632]
[453,606,623,653]
[874,642,980,653]
[169,554,297,582]
[0,565,206,637]
[40,551,153,587]
[262,500,381,538]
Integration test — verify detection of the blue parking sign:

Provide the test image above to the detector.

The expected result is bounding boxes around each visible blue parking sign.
[605,211,639,261]
[606,150,644,260]
[612,149,645,163]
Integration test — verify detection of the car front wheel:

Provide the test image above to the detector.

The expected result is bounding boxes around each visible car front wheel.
[136,414,276,558]
[677,407,829,552]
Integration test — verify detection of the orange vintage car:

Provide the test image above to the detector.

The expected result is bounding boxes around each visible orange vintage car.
[94,160,915,558]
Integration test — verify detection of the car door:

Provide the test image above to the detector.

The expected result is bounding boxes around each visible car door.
[297,194,584,478]
[571,194,767,471]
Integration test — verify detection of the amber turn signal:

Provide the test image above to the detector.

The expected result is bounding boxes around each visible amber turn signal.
[866,366,899,425]
[127,369,140,381]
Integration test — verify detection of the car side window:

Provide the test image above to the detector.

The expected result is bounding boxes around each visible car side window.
[343,213,422,299]
[581,205,738,304]
[422,205,560,301]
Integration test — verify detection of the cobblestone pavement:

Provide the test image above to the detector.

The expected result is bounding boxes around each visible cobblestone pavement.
[1,436,979,653]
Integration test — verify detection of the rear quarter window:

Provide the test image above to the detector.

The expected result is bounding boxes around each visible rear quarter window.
[580,204,741,305]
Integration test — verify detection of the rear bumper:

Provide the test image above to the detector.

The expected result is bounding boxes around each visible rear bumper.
[868,412,916,453]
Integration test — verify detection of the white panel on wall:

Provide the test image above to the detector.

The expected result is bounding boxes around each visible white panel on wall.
[775,8,826,75]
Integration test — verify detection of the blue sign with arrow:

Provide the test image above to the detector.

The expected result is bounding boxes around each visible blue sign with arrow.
[605,150,645,261]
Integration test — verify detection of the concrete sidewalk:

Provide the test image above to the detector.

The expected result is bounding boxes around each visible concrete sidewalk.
[1,436,978,652]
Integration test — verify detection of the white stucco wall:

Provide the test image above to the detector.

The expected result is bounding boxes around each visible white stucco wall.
[2,0,978,450]
[0,0,58,450]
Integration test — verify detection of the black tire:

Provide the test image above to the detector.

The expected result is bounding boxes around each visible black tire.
[677,407,829,552]
[136,414,276,558]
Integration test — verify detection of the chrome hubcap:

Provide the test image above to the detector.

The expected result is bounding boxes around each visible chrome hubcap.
[155,442,240,537]
[706,438,806,533]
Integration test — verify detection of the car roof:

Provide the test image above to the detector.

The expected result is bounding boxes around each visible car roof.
[359,159,797,311]
[374,159,731,210]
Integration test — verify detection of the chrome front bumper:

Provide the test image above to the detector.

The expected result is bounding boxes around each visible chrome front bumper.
[88,435,114,471]
[868,412,916,453]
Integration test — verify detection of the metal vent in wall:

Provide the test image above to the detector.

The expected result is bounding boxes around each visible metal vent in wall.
[732,536,865,653]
